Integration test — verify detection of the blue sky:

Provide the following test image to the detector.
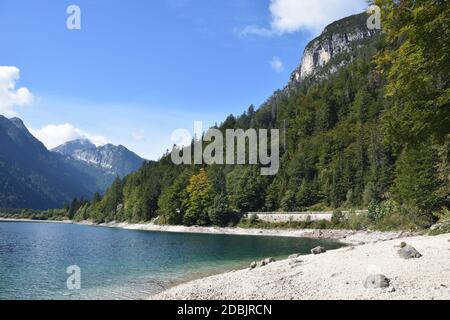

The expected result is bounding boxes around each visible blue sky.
[0,0,367,159]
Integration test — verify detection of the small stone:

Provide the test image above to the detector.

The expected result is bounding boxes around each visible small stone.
[364,274,391,289]
[263,257,275,265]
[311,246,326,255]
[395,241,407,248]
[398,245,422,259]
[252,257,276,268]
[288,253,301,259]
[388,286,396,293]
[434,287,439,290]
[430,224,441,231]
[289,260,302,267]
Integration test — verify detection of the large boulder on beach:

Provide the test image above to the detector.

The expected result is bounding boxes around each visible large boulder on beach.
[364,274,391,289]
[398,244,422,259]
[311,246,326,255]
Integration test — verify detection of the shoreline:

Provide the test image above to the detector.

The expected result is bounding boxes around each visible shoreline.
[0,218,414,245]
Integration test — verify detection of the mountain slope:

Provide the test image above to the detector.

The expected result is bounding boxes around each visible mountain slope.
[79,11,389,223]
[53,139,145,192]
[59,5,450,226]
[262,12,381,121]
[0,116,94,209]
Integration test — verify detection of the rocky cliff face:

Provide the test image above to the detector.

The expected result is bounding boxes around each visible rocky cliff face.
[257,12,379,124]
[71,143,144,176]
[288,13,377,87]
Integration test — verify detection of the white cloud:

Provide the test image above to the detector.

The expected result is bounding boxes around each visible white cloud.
[0,66,34,117]
[270,56,284,73]
[241,0,367,36]
[131,129,146,141]
[30,123,109,149]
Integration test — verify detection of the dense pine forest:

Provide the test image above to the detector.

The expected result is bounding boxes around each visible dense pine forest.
[4,1,448,231]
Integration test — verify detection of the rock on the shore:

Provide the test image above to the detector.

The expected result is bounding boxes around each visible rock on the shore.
[262,257,275,266]
[288,253,301,259]
[250,257,276,269]
[394,242,407,248]
[430,221,450,231]
[364,275,391,289]
[398,244,422,259]
[311,246,327,255]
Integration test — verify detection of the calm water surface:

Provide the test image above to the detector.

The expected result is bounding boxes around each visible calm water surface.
[0,221,343,300]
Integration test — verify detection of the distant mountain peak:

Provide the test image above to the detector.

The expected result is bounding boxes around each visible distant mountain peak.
[53,138,145,190]
[75,138,95,145]
[53,139,96,152]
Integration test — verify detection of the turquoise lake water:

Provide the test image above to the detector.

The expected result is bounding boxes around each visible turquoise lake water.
[0,221,343,300]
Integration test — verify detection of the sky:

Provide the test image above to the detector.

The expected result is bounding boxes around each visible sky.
[0,0,367,160]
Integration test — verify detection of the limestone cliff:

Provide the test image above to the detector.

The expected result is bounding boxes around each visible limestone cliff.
[289,12,377,86]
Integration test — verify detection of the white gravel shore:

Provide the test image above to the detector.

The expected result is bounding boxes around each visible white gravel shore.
[153,233,450,300]
[84,221,414,246]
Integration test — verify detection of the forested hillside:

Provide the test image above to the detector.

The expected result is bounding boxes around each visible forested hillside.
[69,1,449,229]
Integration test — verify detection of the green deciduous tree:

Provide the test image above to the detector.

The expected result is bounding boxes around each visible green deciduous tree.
[375,0,450,215]
[375,0,450,149]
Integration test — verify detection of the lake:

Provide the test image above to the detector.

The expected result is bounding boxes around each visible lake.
[0,221,343,300]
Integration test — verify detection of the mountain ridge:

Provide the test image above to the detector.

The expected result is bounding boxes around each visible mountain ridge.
[0,116,146,209]
[0,115,94,209]
[53,138,146,192]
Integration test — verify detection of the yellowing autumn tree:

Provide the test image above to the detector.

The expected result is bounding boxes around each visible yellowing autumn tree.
[184,169,213,226]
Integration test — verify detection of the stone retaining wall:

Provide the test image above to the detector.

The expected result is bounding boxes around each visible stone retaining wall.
[245,211,368,223]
